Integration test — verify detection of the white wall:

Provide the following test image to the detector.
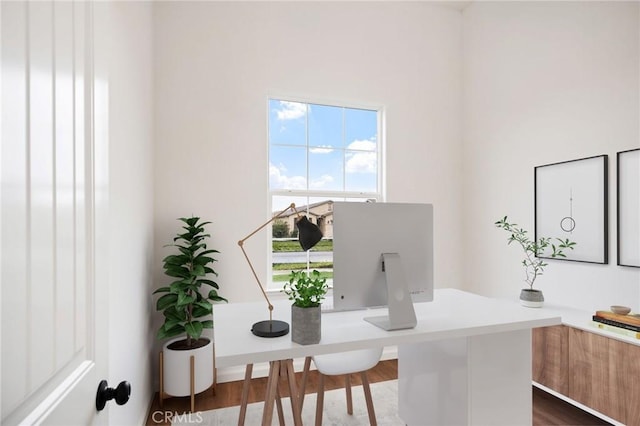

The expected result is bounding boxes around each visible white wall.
[153,2,464,308]
[103,2,155,424]
[462,1,640,311]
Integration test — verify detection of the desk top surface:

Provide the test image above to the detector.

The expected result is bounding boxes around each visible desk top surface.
[213,288,561,368]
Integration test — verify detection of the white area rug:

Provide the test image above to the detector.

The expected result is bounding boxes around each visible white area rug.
[173,379,403,426]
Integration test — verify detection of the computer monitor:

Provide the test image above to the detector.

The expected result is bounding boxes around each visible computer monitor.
[332,202,434,330]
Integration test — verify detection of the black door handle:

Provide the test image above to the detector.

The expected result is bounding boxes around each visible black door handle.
[96,380,131,411]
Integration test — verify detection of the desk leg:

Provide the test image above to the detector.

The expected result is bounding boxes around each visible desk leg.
[238,364,253,426]
[285,359,303,425]
[398,329,532,425]
[262,361,281,426]
[466,330,532,425]
[238,361,292,426]
[275,386,285,426]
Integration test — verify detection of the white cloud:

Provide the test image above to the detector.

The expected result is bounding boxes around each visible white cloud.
[310,174,334,189]
[276,101,306,121]
[346,139,377,173]
[269,163,335,190]
[309,145,334,154]
[347,139,376,151]
[269,163,306,189]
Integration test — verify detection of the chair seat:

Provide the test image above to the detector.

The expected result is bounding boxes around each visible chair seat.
[301,347,383,426]
[312,347,383,376]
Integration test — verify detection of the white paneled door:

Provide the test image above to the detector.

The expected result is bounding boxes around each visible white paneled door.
[1,1,110,425]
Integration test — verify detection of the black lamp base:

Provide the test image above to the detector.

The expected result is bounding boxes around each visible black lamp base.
[251,320,289,338]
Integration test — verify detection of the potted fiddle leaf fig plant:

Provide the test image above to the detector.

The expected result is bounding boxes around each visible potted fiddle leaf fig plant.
[495,216,575,307]
[283,270,328,345]
[153,216,227,398]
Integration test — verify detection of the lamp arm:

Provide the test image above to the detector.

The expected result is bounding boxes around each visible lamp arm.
[237,203,300,322]
[238,242,274,321]
[237,203,298,244]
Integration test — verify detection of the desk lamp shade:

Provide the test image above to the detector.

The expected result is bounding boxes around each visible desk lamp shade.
[238,203,323,338]
[296,216,323,251]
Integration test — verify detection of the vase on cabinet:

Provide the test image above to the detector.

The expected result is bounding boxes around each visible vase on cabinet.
[520,289,544,308]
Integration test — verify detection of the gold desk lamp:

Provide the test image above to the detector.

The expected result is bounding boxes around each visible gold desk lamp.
[238,203,323,337]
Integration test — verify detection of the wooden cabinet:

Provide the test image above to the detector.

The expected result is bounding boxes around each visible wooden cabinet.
[532,325,568,395]
[567,328,618,421]
[614,337,640,424]
[533,325,640,425]
[568,328,640,425]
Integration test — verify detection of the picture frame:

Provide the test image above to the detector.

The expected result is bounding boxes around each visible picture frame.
[535,155,608,264]
[617,149,640,268]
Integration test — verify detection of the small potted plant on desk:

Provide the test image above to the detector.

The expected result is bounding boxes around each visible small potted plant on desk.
[495,216,575,307]
[153,217,227,410]
[283,270,329,345]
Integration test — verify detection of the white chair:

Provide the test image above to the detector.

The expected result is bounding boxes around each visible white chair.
[300,347,383,426]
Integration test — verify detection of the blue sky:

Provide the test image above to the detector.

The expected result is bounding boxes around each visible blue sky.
[268,99,379,200]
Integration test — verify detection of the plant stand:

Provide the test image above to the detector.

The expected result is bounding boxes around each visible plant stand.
[158,347,217,413]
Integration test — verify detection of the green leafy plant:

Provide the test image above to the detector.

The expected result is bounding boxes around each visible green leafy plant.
[495,216,576,290]
[153,217,227,348]
[282,270,328,308]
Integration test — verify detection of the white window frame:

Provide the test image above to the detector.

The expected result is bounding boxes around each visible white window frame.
[267,95,385,291]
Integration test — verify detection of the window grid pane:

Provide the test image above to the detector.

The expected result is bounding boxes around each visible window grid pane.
[268,98,382,290]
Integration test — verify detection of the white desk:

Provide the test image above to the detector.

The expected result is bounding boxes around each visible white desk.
[214,288,561,425]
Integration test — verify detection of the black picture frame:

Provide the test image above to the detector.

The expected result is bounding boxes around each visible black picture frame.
[534,155,608,264]
[617,148,640,268]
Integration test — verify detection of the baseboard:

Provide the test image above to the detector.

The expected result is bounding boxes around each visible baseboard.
[216,345,398,384]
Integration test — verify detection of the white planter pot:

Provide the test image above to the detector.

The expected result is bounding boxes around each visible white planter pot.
[163,337,214,397]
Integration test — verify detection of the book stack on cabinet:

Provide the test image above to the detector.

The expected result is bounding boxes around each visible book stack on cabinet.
[591,310,640,339]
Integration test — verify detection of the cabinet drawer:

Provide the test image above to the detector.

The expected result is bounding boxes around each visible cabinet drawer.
[532,325,568,395]
[568,327,640,424]
[567,328,613,419]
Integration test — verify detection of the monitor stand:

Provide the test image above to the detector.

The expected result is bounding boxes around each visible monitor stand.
[364,253,417,331]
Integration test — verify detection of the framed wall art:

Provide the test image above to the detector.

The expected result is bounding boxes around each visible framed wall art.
[535,155,608,264]
[617,148,640,268]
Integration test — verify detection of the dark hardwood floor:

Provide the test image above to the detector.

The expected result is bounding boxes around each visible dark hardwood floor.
[146,359,611,425]
[532,386,610,426]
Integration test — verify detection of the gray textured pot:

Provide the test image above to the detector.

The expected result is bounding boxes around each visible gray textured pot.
[520,289,544,308]
[291,305,321,345]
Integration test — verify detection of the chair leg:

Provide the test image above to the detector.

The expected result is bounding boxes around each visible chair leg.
[315,373,325,426]
[345,374,353,415]
[361,371,377,426]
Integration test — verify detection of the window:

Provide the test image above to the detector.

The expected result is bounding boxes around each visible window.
[268,98,383,289]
